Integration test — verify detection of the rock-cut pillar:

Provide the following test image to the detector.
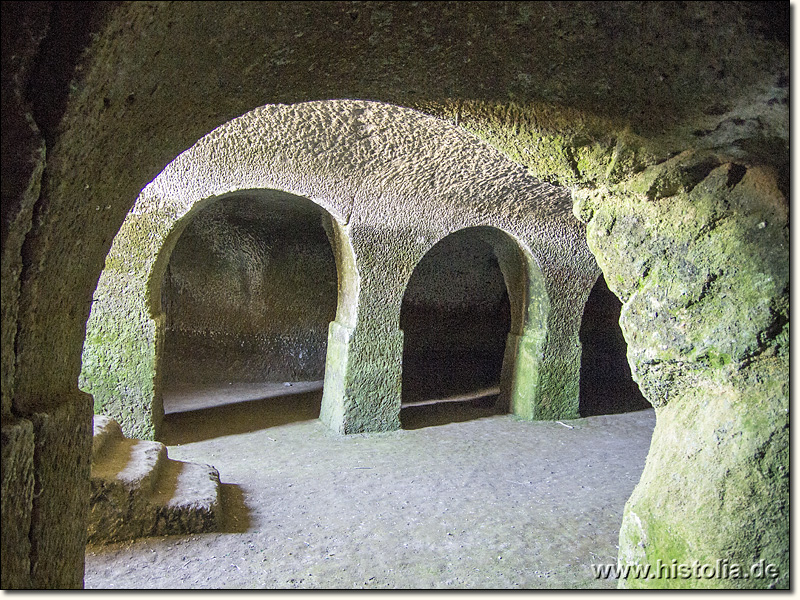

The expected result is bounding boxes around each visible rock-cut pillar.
[319,320,403,434]
[318,223,405,435]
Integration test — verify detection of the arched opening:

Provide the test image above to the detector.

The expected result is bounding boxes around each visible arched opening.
[74,101,655,587]
[399,228,512,429]
[578,274,650,417]
[156,190,339,443]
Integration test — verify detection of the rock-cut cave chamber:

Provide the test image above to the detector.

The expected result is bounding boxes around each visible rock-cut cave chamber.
[156,190,649,426]
[159,191,338,416]
[2,1,787,590]
[144,189,648,428]
[75,100,658,589]
[156,208,647,429]
[81,100,646,440]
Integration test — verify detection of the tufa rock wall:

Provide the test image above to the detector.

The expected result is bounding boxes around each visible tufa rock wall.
[161,194,337,387]
[574,155,789,588]
[81,100,596,439]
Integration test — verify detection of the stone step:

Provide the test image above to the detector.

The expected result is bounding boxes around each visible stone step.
[91,438,167,495]
[89,437,169,544]
[91,414,124,463]
[88,415,221,544]
[150,460,220,536]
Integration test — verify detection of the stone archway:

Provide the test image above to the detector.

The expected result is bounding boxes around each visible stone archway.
[400,228,511,412]
[79,185,354,441]
[398,226,545,428]
[157,190,338,421]
[79,99,597,441]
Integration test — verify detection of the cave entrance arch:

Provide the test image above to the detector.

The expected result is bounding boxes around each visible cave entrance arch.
[398,226,543,429]
[578,274,649,417]
[156,191,339,437]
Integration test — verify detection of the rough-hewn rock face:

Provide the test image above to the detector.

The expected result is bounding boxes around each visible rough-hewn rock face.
[89,415,220,544]
[1,2,102,588]
[1,418,35,588]
[161,194,337,387]
[574,157,789,587]
[27,396,93,588]
[1,10,44,503]
[2,1,788,589]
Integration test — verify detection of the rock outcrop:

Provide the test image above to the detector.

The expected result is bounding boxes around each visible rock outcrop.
[574,156,789,588]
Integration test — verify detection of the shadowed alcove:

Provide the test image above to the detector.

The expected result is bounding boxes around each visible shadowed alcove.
[72,100,661,587]
[399,228,512,429]
[158,191,338,442]
[578,275,650,417]
[1,1,788,591]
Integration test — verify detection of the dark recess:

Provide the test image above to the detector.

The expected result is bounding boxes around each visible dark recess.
[400,231,511,428]
[579,274,650,417]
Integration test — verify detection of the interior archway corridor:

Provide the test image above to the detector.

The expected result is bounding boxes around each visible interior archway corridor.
[399,227,512,429]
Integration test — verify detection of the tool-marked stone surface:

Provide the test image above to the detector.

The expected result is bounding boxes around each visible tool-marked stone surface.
[91,414,125,462]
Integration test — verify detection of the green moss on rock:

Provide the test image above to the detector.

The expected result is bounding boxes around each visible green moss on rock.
[618,357,788,589]
[575,156,788,588]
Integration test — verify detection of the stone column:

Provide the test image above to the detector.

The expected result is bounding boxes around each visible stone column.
[320,320,403,434]
[498,331,544,417]
[575,158,789,588]
[318,222,407,435]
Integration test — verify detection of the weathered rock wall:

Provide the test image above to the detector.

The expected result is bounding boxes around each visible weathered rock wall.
[1,4,47,587]
[2,1,788,589]
[157,193,336,386]
[1,2,104,588]
[574,156,789,588]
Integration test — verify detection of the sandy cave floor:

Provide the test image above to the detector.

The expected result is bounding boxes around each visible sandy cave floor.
[84,385,656,589]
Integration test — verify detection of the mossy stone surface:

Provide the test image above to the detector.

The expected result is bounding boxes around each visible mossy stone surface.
[618,357,788,588]
[575,158,788,588]
[3,1,788,589]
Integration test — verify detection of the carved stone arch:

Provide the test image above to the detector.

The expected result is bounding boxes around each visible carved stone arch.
[396,224,552,422]
[80,99,596,439]
[81,185,357,440]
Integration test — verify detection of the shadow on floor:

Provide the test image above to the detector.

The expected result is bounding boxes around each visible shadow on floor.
[160,390,323,445]
[400,392,501,430]
[163,381,324,414]
[217,483,251,534]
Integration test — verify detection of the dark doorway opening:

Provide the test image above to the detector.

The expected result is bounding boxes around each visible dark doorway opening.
[158,191,337,442]
[399,229,511,429]
[579,275,650,417]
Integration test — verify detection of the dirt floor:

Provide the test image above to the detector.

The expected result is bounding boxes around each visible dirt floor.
[84,386,656,589]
